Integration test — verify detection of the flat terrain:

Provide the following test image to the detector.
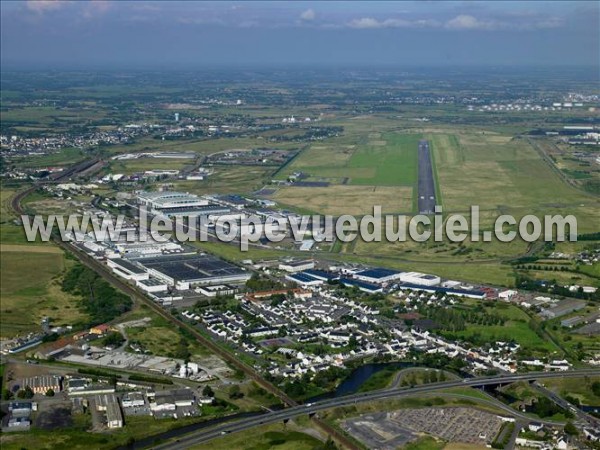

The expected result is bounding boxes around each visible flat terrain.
[191,423,324,450]
[275,185,413,215]
[0,245,87,337]
[279,132,420,187]
[541,376,600,406]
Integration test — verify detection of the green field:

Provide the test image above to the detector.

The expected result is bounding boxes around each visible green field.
[346,133,420,186]
[541,376,600,405]
[191,423,324,450]
[441,303,560,353]
[0,246,87,337]
[124,314,210,358]
[278,132,420,187]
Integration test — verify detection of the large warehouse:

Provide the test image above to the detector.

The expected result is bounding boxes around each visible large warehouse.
[138,253,251,289]
[137,191,231,218]
[137,191,208,211]
[399,271,441,286]
[354,268,403,284]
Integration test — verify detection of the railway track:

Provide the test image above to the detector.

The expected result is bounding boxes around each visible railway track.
[9,161,359,449]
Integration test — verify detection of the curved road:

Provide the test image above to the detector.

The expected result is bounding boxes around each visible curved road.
[152,369,600,449]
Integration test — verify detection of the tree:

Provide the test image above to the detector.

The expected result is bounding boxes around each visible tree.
[228,385,244,400]
[321,436,338,450]
[17,386,34,399]
[2,388,13,400]
[564,421,578,436]
[45,389,55,397]
[202,385,214,397]
[174,338,191,361]
[348,335,358,350]
[103,332,125,348]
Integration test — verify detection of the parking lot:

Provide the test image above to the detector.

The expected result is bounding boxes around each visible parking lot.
[342,407,503,449]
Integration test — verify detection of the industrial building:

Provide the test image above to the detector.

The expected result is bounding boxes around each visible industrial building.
[398,272,441,286]
[121,392,146,408]
[397,283,486,299]
[195,284,238,297]
[354,268,403,284]
[137,191,231,218]
[136,277,169,293]
[107,258,149,281]
[302,269,339,282]
[540,299,587,319]
[150,389,195,412]
[138,191,208,211]
[158,204,231,218]
[114,240,184,258]
[278,260,315,273]
[286,272,324,287]
[340,278,383,293]
[21,375,62,395]
[95,393,123,428]
[139,253,251,290]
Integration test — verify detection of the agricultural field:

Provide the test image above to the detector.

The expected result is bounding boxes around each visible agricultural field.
[0,246,87,337]
[278,132,420,187]
[10,147,86,169]
[275,185,413,215]
[0,188,30,245]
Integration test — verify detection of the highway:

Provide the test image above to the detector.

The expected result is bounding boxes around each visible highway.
[10,161,600,449]
[10,172,358,450]
[534,382,600,429]
[152,369,600,449]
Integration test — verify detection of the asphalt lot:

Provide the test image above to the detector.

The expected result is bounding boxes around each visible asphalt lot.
[417,140,436,214]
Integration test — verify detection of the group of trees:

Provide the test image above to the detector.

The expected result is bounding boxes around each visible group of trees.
[228,385,244,400]
[400,370,447,387]
[530,396,573,419]
[102,332,125,348]
[421,305,506,333]
[516,274,600,301]
[245,274,284,292]
[62,264,133,326]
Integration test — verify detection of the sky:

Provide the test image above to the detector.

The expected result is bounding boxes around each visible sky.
[1,1,598,69]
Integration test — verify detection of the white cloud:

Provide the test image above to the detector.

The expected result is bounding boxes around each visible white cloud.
[300,8,315,21]
[26,0,67,14]
[444,14,565,31]
[81,1,111,20]
[445,15,496,30]
[347,17,412,29]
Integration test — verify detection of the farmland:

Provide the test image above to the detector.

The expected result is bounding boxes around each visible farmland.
[278,132,420,187]
[275,185,413,215]
[0,246,87,337]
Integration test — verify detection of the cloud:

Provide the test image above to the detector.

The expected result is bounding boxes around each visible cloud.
[299,9,315,21]
[444,15,495,30]
[26,0,67,14]
[444,14,565,31]
[81,1,112,20]
[347,17,411,29]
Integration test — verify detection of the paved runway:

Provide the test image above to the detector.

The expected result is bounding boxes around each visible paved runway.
[417,140,437,214]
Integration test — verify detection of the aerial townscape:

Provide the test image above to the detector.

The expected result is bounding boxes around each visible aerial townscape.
[0,1,599,450]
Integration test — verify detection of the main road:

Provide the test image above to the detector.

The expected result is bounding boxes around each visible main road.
[10,170,358,450]
[152,369,600,449]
